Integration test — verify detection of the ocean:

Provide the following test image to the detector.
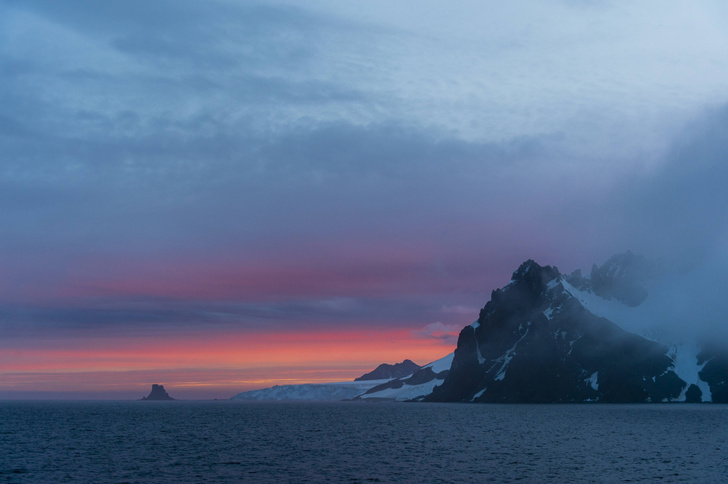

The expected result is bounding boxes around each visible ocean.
[1,401,726,483]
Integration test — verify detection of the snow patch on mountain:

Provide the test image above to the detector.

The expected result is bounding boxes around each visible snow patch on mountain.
[669,343,712,402]
[493,326,530,381]
[424,352,454,374]
[359,378,443,401]
[562,279,649,335]
[562,275,715,401]
[586,372,599,391]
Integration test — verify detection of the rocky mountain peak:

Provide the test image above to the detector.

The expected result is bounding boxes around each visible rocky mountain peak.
[480,260,561,323]
[429,255,685,403]
[355,359,421,381]
[510,259,560,287]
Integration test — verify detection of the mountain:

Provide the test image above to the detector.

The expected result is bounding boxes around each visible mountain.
[230,252,728,403]
[141,384,175,401]
[231,360,424,401]
[355,359,421,381]
[357,353,452,401]
[427,254,725,403]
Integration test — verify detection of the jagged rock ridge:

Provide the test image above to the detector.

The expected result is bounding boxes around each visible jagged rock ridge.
[355,359,421,381]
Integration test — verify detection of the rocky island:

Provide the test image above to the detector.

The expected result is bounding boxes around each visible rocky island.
[141,384,175,400]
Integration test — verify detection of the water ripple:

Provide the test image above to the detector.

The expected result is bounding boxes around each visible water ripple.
[1,401,727,483]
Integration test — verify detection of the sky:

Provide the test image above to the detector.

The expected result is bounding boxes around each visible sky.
[2,0,728,399]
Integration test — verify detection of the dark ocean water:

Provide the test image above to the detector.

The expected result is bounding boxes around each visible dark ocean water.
[1,401,727,483]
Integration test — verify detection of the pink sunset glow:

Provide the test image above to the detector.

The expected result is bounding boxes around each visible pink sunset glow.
[1,326,458,399]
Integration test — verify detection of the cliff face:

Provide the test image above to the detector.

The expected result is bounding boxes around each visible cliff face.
[141,384,175,401]
[427,259,684,403]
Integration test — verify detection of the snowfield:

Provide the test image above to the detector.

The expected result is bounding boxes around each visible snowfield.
[231,353,454,402]
[230,380,391,401]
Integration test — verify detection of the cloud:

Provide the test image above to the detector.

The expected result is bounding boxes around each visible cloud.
[440,305,479,315]
[3,0,728,390]
[414,322,462,346]
[536,105,728,345]
[627,106,728,259]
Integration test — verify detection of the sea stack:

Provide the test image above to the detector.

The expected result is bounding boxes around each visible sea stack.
[141,384,175,400]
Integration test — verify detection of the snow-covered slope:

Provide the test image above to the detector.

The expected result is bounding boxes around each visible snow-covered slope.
[359,352,454,401]
[230,353,454,402]
[562,278,714,401]
[230,380,391,401]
